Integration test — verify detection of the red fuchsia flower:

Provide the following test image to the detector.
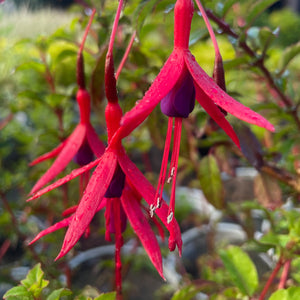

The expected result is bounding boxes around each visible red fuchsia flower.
[28,1,182,290]
[29,10,105,195]
[111,0,275,225]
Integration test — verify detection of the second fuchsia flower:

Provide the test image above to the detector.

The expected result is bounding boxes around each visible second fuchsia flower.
[111,0,275,224]
[29,10,105,195]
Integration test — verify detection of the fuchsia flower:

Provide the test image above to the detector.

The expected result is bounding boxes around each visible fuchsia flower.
[111,0,275,224]
[28,1,182,286]
[29,10,105,195]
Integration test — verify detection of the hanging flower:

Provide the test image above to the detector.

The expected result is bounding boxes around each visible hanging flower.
[111,0,275,224]
[29,10,105,195]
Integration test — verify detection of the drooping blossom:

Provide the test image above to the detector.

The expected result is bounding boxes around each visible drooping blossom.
[29,9,105,195]
[111,0,275,224]
[28,1,182,290]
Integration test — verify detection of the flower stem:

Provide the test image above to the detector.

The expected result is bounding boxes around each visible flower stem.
[278,259,291,290]
[194,0,221,58]
[114,198,123,300]
[258,257,284,300]
[115,30,136,80]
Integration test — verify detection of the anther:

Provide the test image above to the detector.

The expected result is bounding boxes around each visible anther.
[167,211,173,224]
[156,197,161,209]
[149,204,156,218]
[167,167,175,183]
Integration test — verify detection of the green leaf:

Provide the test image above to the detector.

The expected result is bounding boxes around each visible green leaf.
[171,285,199,300]
[134,0,162,35]
[54,49,77,64]
[94,292,116,300]
[198,155,224,209]
[220,246,258,296]
[278,41,300,74]
[21,263,49,298]
[258,27,278,51]
[46,288,72,300]
[16,60,46,74]
[3,286,33,300]
[246,0,279,27]
[269,287,300,300]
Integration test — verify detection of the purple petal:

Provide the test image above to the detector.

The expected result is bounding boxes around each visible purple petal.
[161,70,195,118]
[104,164,126,198]
[73,138,94,166]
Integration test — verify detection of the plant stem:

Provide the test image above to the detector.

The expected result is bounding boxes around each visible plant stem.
[114,198,123,300]
[258,257,284,300]
[278,259,291,290]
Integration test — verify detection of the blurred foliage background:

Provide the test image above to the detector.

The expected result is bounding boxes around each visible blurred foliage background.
[2,0,300,299]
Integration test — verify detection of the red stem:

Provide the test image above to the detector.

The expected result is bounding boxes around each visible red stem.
[114,198,123,300]
[0,239,11,262]
[278,259,291,290]
[258,258,284,300]
[115,30,136,80]
[108,0,124,55]
[194,0,221,58]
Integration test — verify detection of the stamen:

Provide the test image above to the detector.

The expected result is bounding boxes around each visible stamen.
[153,118,173,210]
[168,118,182,219]
[167,211,173,224]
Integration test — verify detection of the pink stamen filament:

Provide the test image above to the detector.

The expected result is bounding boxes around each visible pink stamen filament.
[167,118,182,223]
[152,118,173,217]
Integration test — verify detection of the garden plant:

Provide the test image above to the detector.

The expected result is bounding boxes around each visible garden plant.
[2,0,300,299]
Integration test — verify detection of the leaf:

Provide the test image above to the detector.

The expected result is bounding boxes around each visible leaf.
[46,288,72,300]
[246,0,279,27]
[94,292,117,300]
[258,27,278,52]
[171,285,199,300]
[220,246,258,296]
[278,41,300,74]
[16,60,45,74]
[198,154,224,209]
[269,287,300,300]
[3,286,33,300]
[236,124,264,170]
[54,49,77,64]
[134,0,162,34]
[223,56,251,70]
[21,263,49,298]
[254,173,282,209]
